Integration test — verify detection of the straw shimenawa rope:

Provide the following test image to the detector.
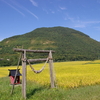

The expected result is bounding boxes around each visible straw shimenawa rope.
[27,57,49,74]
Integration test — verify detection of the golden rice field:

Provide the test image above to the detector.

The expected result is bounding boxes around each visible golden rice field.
[0,60,100,88]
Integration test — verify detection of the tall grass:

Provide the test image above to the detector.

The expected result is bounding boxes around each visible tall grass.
[27,60,100,88]
[0,60,100,88]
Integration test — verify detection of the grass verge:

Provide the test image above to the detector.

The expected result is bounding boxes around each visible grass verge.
[0,77,100,100]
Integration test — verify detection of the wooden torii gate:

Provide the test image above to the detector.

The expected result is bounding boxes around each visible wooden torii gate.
[13,48,55,99]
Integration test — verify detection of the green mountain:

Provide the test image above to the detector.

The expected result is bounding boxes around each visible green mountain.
[0,26,100,66]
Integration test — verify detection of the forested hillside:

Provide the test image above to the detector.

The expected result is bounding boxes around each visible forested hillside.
[0,26,100,66]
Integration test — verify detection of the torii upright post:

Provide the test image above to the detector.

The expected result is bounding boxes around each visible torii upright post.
[49,50,55,88]
[22,50,27,99]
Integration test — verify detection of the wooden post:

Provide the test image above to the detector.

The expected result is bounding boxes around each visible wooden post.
[22,50,27,99]
[49,50,55,88]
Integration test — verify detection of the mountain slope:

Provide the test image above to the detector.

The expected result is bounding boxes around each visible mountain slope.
[0,26,100,66]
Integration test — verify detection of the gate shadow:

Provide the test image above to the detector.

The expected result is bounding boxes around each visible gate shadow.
[27,86,48,99]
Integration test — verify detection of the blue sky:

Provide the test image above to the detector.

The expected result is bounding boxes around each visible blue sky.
[0,0,100,41]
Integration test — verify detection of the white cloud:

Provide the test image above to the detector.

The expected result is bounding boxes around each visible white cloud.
[51,11,55,14]
[74,24,86,28]
[2,0,25,16]
[74,20,100,28]
[64,14,74,22]
[29,0,38,7]
[25,8,38,19]
[64,13,100,28]
[2,0,38,19]
[59,6,66,10]
[49,9,55,14]
[83,21,100,24]
[94,26,100,30]
[43,8,49,14]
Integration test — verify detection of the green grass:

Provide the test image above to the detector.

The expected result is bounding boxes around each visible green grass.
[1,77,100,100]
